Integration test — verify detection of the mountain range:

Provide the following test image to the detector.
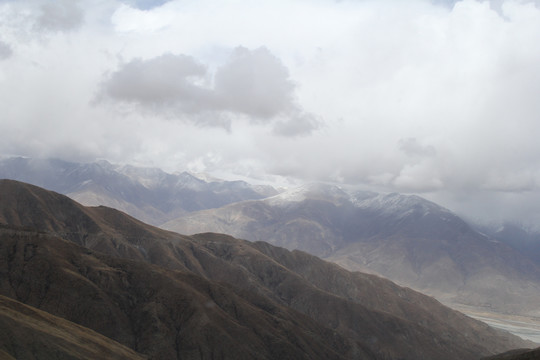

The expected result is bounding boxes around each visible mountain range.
[3,157,540,344]
[0,157,277,226]
[0,179,534,359]
[162,183,540,320]
[476,222,540,265]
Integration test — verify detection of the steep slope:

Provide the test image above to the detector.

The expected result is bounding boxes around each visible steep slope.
[162,184,540,317]
[0,157,276,225]
[0,295,147,360]
[188,233,531,358]
[0,228,358,360]
[0,179,533,359]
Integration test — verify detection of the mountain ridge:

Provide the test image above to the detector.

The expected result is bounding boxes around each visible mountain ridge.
[162,183,540,319]
[0,157,277,225]
[0,179,534,359]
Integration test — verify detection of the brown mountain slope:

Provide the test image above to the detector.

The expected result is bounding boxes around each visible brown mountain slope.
[0,294,147,360]
[187,232,531,358]
[247,239,524,344]
[0,179,534,359]
[0,228,362,360]
[0,178,176,262]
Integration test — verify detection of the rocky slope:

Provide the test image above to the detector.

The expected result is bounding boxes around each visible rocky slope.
[0,228,359,359]
[0,179,533,359]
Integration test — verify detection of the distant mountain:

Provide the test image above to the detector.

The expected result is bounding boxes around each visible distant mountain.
[163,183,540,318]
[474,222,540,265]
[0,157,277,225]
[0,179,532,359]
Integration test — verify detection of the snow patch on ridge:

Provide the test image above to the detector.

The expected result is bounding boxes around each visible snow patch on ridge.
[264,183,453,219]
[352,192,453,218]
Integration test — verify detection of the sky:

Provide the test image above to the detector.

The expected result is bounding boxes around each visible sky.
[1,0,540,227]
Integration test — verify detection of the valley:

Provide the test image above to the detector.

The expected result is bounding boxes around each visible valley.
[452,305,540,344]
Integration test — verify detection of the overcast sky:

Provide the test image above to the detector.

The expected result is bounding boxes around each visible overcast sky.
[1,0,540,226]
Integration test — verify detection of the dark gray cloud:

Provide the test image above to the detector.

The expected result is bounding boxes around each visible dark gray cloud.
[103,53,211,111]
[0,40,12,60]
[100,47,320,136]
[35,0,84,32]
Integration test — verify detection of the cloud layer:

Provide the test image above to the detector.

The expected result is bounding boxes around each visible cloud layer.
[1,0,540,225]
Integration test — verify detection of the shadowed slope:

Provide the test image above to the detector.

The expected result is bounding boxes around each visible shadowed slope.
[189,233,532,358]
[0,228,361,360]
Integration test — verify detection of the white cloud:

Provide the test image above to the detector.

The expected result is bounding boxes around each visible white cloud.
[2,0,540,224]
